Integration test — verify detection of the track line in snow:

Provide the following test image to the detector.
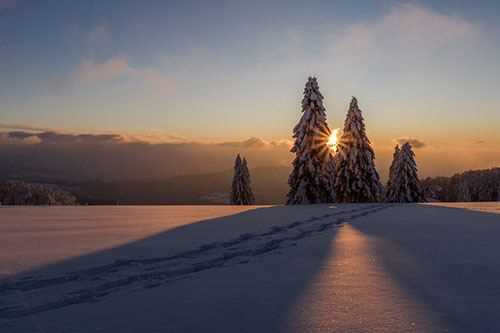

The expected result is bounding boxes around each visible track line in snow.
[0,205,391,319]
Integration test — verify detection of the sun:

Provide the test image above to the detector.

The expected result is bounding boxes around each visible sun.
[327,128,340,151]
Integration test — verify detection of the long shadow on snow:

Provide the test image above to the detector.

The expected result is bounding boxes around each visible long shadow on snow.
[0,204,376,333]
[350,204,500,333]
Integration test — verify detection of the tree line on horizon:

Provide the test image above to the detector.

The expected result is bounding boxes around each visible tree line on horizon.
[422,168,500,202]
[231,77,424,205]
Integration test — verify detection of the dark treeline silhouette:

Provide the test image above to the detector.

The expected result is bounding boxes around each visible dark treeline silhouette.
[423,168,500,202]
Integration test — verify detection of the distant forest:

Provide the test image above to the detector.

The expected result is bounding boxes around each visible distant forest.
[1,167,499,205]
[422,168,500,202]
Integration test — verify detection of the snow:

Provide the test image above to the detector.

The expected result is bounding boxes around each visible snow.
[427,202,500,214]
[0,206,263,277]
[1,203,500,332]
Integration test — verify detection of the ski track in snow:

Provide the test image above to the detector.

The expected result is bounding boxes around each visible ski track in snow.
[0,204,390,319]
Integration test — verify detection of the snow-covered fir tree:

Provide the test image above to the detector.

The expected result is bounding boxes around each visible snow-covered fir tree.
[230,154,255,205]
[385,142,425,203]
[386,145,401,194]
[287,77,334,205]
[334,97,382,203]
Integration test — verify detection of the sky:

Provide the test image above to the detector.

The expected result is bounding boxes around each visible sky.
[1,0,500,177]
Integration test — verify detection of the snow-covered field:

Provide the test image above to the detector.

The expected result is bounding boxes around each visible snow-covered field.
[1,203,500,332]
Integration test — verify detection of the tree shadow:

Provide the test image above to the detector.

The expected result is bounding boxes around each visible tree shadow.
[349,204,500,333]
[0,205,353,333]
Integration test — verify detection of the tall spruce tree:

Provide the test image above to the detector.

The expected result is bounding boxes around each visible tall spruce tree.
[287,77,334,205]
[385,142,425,203]
[334,97,382,202]
[230,154,255,205]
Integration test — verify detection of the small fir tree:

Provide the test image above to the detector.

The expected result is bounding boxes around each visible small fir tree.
[230,154,255,205]
[334,97,382,202]
[287,77,334,205]
[385,142,425,203]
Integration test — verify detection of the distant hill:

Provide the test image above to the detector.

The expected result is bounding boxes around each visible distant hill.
[66,166,291,205]
[0,140,291,183]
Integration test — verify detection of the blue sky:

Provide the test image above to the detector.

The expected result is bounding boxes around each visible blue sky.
[1,0,500,152]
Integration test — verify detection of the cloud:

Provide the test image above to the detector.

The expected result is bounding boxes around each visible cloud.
[74,57,175,95]
[473,140,486,145]
[332,4,479,67]
[394,138,427,149]
[0,132,41,144]
[75,57,131,83]
[218,137,292,149]
[119,133,188,144]
[0,130,292,149]
[5,131,35,140]
[0,123,53,132]
[0,131,293,180]
[1,131,122,145]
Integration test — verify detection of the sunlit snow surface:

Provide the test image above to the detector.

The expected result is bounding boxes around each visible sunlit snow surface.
[427,202,500,214]
[1,203,500,332]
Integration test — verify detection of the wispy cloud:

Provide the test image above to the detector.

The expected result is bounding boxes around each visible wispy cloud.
[1,131,122,145]
[394,137,427,149]
[120,132,188,144]
[332,3,480,67]
[0,130,185,145]
[74,57,175,95]
[218,137,292,149]
[0,129,291,149]
[0,123,53,132]
[75,57,130,83]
